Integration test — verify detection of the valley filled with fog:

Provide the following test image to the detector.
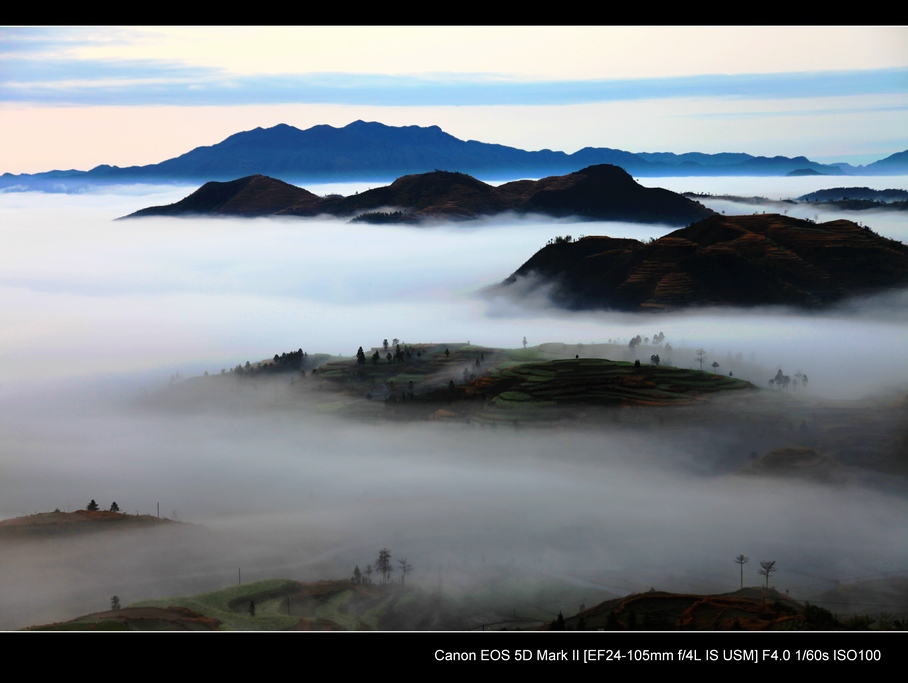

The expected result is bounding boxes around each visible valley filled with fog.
[1,174,907,629]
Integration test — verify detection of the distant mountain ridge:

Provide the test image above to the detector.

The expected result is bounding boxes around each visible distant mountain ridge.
[4,120,906,192]
[121,165,715,225]
[501,214,908,311]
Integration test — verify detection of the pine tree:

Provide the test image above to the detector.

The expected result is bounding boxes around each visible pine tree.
[376,548,393,584]
[86,499,99,511]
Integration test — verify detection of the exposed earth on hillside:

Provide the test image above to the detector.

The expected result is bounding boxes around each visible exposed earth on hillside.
[498,214,908,311]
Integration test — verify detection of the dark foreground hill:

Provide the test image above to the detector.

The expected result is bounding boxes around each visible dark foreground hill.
[28,579,864,631]
[558,588,848,631]
[121,165,714,225]
[500,214,908,311]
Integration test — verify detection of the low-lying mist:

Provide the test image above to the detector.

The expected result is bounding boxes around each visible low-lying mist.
[1,178,907,629]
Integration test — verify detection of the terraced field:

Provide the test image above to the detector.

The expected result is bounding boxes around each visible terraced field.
[474,358,751,409]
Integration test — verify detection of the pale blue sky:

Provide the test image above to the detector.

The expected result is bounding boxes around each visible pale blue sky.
[2,26,906,173]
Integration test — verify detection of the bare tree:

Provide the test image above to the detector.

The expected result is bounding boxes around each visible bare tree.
[734,554,749,589]
[758,560,777,589]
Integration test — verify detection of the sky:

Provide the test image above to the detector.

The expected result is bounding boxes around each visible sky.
[1,26,907,174]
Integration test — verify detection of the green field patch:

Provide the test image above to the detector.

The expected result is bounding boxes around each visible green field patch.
[315,589,369,630]
[133,578,300,631]
[385,373,426,383]
[518,368,557,378]
[515,375,554,384]
[315,401,347,413]
[497,391,533,401]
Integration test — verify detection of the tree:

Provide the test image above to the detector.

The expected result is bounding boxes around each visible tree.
[86,499,99,511]
[522,336,527,349]
[109,501,119,512]
[356,347,366,366]
[398,558,412,585]
[352,565,362,585]
[734,554,749,589]
[383,339,389,351]
[376,548,393,584]
[758,560,777,589]
[110,595,120,610]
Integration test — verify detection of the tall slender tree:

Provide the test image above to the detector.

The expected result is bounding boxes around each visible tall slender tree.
[734,554,749,589]
[758,560,777,589]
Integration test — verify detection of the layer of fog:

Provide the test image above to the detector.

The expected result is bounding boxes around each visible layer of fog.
[2,184,907,398]
[1,176,907,628]
[4,395,907,629]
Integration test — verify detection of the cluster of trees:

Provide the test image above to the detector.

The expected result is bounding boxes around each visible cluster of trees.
[547,235,576,245]
[86,500,119,512]
[769,368,808,391]
[628,332,667,349]
[360,340,418,366]
[628,332,668,354]
[351,548,412,586]
[232,348,310,377]
[350,210,405,224]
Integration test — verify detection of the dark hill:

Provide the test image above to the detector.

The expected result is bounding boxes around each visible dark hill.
[510,164,711,223]
[317,170,509,221]
[122,165,714,225]
[501,214,908,311]
[0,509,180,540]
[124,175,322,218]
[563,588,827,631]
[799,187,908,203]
